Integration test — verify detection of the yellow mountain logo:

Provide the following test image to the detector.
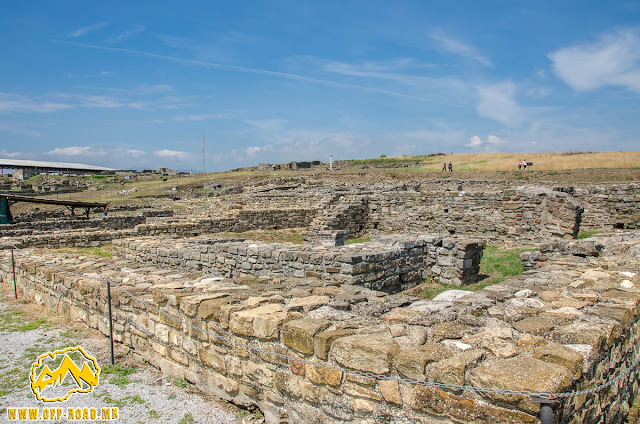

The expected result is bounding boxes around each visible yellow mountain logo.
[29,346,100,402]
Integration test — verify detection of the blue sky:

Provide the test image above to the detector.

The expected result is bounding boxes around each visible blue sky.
[1,1,639,171]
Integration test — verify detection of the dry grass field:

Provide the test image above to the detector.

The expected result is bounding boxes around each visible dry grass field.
[412,151,640,171]
[8,151,640,214]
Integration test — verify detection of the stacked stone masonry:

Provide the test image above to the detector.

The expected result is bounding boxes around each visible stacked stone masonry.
[2,231,640,423]
[111,234,485,290]
[3,180,639,250]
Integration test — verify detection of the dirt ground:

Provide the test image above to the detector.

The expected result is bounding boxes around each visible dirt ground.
[0,287,254,424]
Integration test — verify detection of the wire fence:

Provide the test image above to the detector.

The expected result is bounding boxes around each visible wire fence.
[3,243,640,407]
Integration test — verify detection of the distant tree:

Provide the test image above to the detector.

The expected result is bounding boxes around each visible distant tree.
[380,154,387,158]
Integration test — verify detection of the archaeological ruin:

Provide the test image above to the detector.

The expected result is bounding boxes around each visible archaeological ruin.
[1,173,640,423]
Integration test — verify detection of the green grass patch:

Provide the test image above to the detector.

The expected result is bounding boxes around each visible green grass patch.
[577,229,600,239]
[0,310,48,332]
[16,317,48,332]
[478,245,537,286]
[178,412,195,424]
[98,393,145,408]
[174,377,189,388]
[55,245,113,258]
[418,245,537,299]
[102,363,137,377]
[345,237,370,244]
[148,410,160,419]
[108,375,132,386]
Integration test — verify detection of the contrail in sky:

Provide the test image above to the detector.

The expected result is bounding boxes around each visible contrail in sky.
[54,40,428,102]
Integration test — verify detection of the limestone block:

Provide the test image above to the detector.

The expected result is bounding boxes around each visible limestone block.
[313,329,356,360]
[180,294,226,317]
[431,321,471,342]
[379,380,402,405]
[331,333,399,374]
[381,307,426,325]
[282,319,331,354]
[253,311,292,340]
[412,385,538,422]
[513,316,554,336]
[467,356,573,414]
[306,359,343,386]
[229,303,284,337]
[199,347,225,371]
[425,348,484,386]
[395,342,452,380]
[285,295,330,312]
[533,341,584,379]
[196,297,229,320]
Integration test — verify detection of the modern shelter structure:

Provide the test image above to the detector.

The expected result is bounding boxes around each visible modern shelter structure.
[0,158,117,180]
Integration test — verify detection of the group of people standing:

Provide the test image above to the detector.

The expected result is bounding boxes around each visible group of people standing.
[442,161,453,172]
[518,159,528,171]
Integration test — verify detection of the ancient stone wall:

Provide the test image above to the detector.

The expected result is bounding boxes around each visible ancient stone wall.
[304,186,583,242]
[571,183,640,230]
[112,234,485,290]
[2,232,640,423]
[1,215,147,237]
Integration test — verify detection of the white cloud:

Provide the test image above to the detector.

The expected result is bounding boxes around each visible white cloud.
[548,28,640,93]
[0,92,72,114]
[476,81,523,127]
[466,134,504,148]
[487,135,504,144]
[0,149,24,158]
[427,30,492,67]
[245,145,273,156]
[108,25,146,44]
[154,149,191,161]
[466,135,483,147]
[46,146,102,156]
[68,22,108,38]
[173,113,232,121]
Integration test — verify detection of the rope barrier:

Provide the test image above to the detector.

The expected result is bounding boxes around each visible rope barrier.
[3,244,640,406]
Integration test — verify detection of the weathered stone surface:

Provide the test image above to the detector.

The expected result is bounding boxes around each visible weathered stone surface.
[253,311,292,340]
[513,316,555,335]
[332,333,400,374]
[411,386,538,423]
[395,342,452,380]
[197,297,229,320]
[426,349,484,386]
[285,295,330,312]
[467,356,573,414]
[431,321,471,342]
[313,329,356,360]
[379,380,402,405]
[533,341,584,378]
[306,359,343,386]
[282,319,331,354]
[229,303,284,337]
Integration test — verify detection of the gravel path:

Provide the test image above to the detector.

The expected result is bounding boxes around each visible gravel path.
[0,289,247,424]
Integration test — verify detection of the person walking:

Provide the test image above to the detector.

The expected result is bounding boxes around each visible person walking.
[518,159,522,170]
[523,159,527,171]
[442,161,447,172]
[448,161,453,172]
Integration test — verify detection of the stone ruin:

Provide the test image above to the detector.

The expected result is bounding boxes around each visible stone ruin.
[1,177,640,423]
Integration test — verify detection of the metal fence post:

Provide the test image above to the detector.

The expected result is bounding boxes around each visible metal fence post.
[11,246,17,299]
[107,280,115,365]
[533,395,557,424]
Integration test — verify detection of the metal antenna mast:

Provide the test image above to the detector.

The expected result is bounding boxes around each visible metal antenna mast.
[202,132,206,174]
